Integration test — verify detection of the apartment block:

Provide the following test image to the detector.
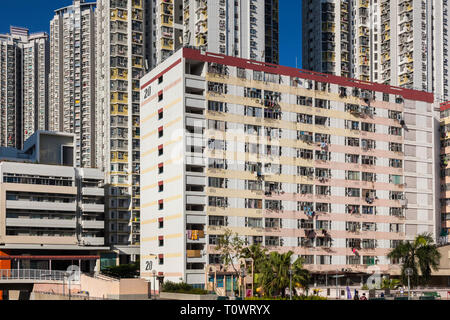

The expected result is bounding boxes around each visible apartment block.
[302,0,446,100]
[0,27,49,150]
[140,48,438,287]
[0,131,106,272]
[49,0,97,168]
[154,0,279,65]
[96,0,152,261]
[440,102,450,244]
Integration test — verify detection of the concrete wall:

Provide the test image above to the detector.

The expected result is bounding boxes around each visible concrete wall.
[79,274,120,299]
[119,278,150,300]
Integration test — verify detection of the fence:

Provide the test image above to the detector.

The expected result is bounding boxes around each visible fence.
[0,269,80,282]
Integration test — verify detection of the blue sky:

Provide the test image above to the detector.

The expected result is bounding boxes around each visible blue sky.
[0,0,302,68]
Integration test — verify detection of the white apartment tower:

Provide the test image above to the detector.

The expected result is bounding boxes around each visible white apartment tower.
[96,0,151,256]
[302,0,447,100]
[49,0,97,168]
[154,0,279,65]
[0,27,49,149]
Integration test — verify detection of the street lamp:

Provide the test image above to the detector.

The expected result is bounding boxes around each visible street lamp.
[152,269,157,300]
[405,268,413,300]
[289,266,293,300]
[240,265,246,299]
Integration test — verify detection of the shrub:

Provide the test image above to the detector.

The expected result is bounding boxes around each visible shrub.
[246,295,327,301]
[161,281,208,295]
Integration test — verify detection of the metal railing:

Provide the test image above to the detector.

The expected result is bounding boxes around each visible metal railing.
[0,269,80,282]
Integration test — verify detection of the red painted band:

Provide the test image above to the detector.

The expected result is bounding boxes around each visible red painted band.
[141,58,182,90]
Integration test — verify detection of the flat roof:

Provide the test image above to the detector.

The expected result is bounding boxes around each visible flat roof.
[156,48,435,104]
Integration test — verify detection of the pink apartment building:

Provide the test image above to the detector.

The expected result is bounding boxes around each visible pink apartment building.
[140,48,439,289]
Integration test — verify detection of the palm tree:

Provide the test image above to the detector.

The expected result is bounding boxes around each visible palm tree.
[240,244,268,273]
[258,251,310,298]
[388,233,441,287]
[381,277,401,290]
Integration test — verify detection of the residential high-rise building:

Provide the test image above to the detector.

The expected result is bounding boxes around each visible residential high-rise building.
[152,0,280,65]
[49,0,97,168]
[0,27,49,149]
[440,102,450,244]
[140,48,438,288]
[22,32,49,142]
[95,0,279,263]
[96,0,151,262]
[180,0,279,64]
[302,0,446,100]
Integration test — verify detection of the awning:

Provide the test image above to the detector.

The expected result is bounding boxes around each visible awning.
[0,255,100,260]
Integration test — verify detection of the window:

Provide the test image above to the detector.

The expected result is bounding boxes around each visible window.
[298,148,313,160]
[159,237,164,247]
[361,122,375,132]
[209,177,228,188]
[246,217,263,228]
[362,206,375,215]
[299,237,314,248]
[159,256,164,265]
[158,219,164,229]
[158,163,164,174]
[158,92,163,101]
[158,75,163,84]
[346,205,360,214]
[158,200,164,210]
[299,219,314,229]
[208,158,228,169]
[298,184,313,194]
[158,145,163,156]
[158,182,164,192]
[209,216,227,226]
[346,137,360,147]
[361,155,376,166]
[297,113,313,124]
[158,127,163,138]
[265,200,282,211]
[158,109,163,120]
[297,96,313,106]
[345,154,359,164]
[389,159,403,168]
[209,197,229,208]
[389,142,403,153]
[346,171,360,181]
[346,188,360,197]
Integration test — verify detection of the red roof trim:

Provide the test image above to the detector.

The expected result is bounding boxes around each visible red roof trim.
[141,58,182,90]
[182,48,434,103]
[441,101,450,111]
[0,255,100,260]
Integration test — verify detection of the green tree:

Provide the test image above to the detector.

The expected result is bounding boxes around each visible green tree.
[215,229,246,275]
[240,243,268,273]
[381,277,401,289]
[258,251,310,298]
[387,233,441,287]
